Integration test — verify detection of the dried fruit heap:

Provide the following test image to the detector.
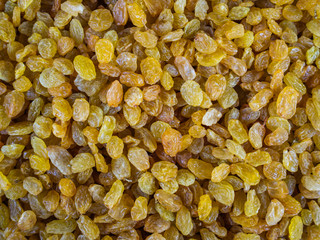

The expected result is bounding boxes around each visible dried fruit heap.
[0,0,320,239]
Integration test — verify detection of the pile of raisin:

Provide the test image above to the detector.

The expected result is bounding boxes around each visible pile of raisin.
[0,0,320,239]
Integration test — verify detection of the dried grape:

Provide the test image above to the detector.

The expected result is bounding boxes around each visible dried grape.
[0,0,318,239]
